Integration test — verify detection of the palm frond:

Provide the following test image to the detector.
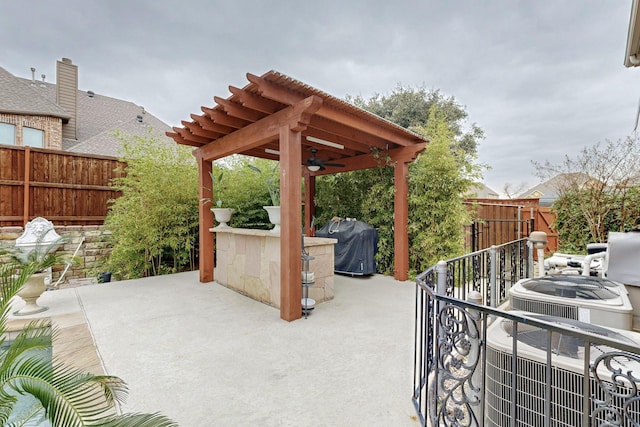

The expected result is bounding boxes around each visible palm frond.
[0,242,177,426]
[89,412,179,427]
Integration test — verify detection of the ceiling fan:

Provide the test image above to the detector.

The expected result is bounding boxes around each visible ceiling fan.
[306,148,345,171]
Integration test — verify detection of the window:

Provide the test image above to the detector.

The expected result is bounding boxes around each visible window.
[23,127,44,148]
[0,123,16,145]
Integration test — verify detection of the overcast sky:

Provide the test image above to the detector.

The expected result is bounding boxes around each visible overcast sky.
[2,1,638,194]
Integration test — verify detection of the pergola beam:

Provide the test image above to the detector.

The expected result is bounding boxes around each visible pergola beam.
[214,96,268,122]
[195,96,323,162]
[308,116,389,150]
[191,114,235,135]
[202,107,251,129]
[166,131,201,148]
[173,127,211,145]
[311,143,426,176]
[229,85,283,114]
[247,73,420,145]
[182,121,224,139]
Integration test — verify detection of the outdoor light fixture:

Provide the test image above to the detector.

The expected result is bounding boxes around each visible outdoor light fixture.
[305,136,344,150]
[307,165,321,172]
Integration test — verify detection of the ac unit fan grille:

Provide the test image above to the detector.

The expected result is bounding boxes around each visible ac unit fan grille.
[511,296,578,320]
[485,347,640,426]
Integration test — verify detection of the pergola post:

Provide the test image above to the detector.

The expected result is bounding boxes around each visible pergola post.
[393,160,410,281]
[197,155,214,283]
[279,125,303,321]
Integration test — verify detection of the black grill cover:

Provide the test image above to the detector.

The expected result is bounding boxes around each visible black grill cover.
[315,219,378,275]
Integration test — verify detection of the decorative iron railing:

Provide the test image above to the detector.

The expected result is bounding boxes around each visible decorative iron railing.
[430,238,530,307]
[413,238,640,426]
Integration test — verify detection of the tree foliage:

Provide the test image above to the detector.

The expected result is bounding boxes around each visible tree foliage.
[316,87,483,275]
[212,156,280,229]
[408,108,478,274]
[535,137,640,250]
[105,133,199,279]
[347,85,484,155]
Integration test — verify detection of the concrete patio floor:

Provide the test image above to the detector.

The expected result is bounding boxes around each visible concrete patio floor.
[8,271,420,426]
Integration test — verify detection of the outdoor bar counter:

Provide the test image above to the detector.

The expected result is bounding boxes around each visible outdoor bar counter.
[211,227,337,308]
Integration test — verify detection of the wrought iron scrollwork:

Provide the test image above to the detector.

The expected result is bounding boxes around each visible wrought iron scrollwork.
[509,243,518,284]
[497,247,507,302]
[431,303,482,427]
[471,254,481,293]
[591,351,640,426]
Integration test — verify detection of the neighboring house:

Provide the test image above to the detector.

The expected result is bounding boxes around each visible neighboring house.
[519,172,592,206]
[465,182,499,199]
[0,57,172,157]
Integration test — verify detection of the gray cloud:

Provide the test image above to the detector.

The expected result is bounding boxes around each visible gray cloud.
[1,0,637,194]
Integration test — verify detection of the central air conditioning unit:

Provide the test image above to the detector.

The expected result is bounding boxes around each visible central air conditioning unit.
[509,275,633,330]
[485,313,640,427]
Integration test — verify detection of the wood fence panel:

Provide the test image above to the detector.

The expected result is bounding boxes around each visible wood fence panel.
[465,198,558,253]
[0,148,23,221]
[537,207,558,253]
[0,145,125,226]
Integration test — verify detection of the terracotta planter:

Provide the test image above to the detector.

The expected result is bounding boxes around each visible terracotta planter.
[212,208,235,228]
[263,206,281,233]
[14,272,49,316]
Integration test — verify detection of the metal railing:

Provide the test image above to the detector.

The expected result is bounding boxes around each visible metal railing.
[433,238,530,307]
[466,217,534,253]
[413,238,640,426]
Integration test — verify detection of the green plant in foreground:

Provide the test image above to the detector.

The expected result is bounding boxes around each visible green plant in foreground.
[106,134,199,279]
[248,163,280,206]
[0,246,177,426]
[203,170,225,208]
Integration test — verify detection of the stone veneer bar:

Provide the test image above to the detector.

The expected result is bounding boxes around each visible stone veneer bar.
[211,227,337,308]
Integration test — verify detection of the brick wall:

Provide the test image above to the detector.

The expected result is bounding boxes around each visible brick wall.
[0,225,112,285]
[0,113,63,150]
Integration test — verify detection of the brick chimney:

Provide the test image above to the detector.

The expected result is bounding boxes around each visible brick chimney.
[56,58,78,140]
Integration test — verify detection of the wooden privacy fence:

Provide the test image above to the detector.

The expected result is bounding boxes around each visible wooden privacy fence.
[0,145,125,226]
[464,198,558,253]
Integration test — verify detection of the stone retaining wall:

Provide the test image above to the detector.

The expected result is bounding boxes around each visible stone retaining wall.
[0,225,112,286]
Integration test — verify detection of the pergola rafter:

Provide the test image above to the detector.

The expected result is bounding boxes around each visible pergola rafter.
[167,70,427,321]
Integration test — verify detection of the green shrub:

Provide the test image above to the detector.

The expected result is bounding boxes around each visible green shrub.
[214,156,280,229]
[105,133,199,279]
[315,108,478,277]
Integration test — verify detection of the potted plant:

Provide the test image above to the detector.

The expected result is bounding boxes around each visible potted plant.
[1,237,70,315]
[248,163,281,232]
[204,170,235,228]
[1,218,74,315]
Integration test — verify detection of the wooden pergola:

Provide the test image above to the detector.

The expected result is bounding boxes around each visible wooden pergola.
[167,70,427,321]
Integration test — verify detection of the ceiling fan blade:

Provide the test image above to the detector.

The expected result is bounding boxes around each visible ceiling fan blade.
[324,162,345,168]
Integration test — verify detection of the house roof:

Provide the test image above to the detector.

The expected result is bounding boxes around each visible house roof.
[14,77,173,157]
[0,67,70,119]
[466,182,499,199]
[0,62,173,158]
[518,173,591,206]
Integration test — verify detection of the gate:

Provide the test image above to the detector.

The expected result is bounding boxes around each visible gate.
[465,202,535,252]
